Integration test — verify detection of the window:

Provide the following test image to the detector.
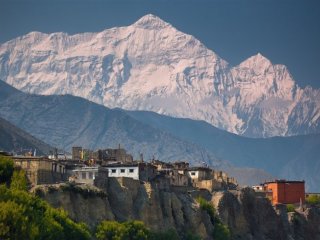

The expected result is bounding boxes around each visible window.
[191,172,196,176]
[129,169,134,173]
[111,169,116,173]
[82,172,86,179]
[89,172,93,179]
[120,169,125,173]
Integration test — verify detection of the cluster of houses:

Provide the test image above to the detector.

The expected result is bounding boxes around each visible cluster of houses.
[1,146,238,192]
[3,146,312,207]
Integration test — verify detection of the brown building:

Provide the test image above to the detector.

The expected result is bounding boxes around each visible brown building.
[72,147,83,160]
[13,156,66,186]
[264,180,305,205]
[98,148,133,163]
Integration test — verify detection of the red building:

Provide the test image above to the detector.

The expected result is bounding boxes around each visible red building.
[264,180,305,205]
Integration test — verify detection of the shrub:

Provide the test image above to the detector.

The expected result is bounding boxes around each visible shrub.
[306,195,320,206]
[286,204,295,212]
[10,170,28,191]
[196,197,230,240]
[96,220,150,240]
[185,231,202,240]
[150,228,179,240]
[0,156,14,185]
[213,222,231,240]
[196,197,215,221]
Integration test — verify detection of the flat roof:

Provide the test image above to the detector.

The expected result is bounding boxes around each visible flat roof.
[265,179,305,184]
[188,166,212,171]
[103,163,139,168]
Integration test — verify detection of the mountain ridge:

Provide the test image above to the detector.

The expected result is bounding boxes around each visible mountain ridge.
[1,14,319,137]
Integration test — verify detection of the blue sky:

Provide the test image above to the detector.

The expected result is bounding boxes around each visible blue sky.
[0,0,319,88]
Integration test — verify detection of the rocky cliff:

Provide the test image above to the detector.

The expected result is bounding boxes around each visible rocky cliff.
[34,180,320,240]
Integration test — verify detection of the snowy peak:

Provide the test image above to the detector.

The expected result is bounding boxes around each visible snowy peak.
[133,14,171,29]
[238,53,272,72]
[0,14,319,138]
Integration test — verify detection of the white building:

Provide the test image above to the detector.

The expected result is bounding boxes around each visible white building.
[187,167,212,181]
[252,185,264,191]
[105,164,140,180]
[69,166,99,184]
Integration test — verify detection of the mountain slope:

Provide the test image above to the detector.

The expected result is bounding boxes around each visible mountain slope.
[0,14,319,137]
[0,116,53,155]
[0,80,276,186]
[0,80,222,167]
[125,110,320,191]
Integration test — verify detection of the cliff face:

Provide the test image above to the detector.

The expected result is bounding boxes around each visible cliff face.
[213,188,320,240]
[35,181,320,240]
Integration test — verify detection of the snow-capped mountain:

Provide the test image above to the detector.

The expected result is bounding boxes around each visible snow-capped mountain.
[0,14,319,137]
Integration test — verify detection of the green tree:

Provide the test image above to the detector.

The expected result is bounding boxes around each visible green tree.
[0,156,14,185]
[0,201,27,240]
[10,170,28,191]
[122,221,150,240]
[96,220,151,240]
[96,220,124,240]
[0,185,91,240]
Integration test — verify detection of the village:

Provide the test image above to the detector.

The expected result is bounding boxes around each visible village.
[1,145,313,208]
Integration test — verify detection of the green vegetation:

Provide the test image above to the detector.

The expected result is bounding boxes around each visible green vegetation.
[184,231,202,240]
[96,220,149,240]
[286,204,295,212]
[10,169,28,191]
[96,221,186,240]
[0,155,14,185]
[306,195,320,206]
[196,197,231,240]
[213,222,231,240]
[150,228,179,240]
[0,155,91,240]
[0,155,224,240]
[196,197,215,221]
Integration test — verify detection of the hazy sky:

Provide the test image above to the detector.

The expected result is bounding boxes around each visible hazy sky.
[0,0,319,88]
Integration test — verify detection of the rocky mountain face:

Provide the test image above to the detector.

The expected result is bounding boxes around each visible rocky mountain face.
[0,14,319,137]
[35,182,320,240]
[0,116,53,155]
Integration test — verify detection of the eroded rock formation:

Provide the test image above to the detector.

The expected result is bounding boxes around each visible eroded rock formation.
[34,181,320,240]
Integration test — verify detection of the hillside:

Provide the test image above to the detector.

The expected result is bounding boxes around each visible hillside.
[0,116,53,155]
[0,80,222,167]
